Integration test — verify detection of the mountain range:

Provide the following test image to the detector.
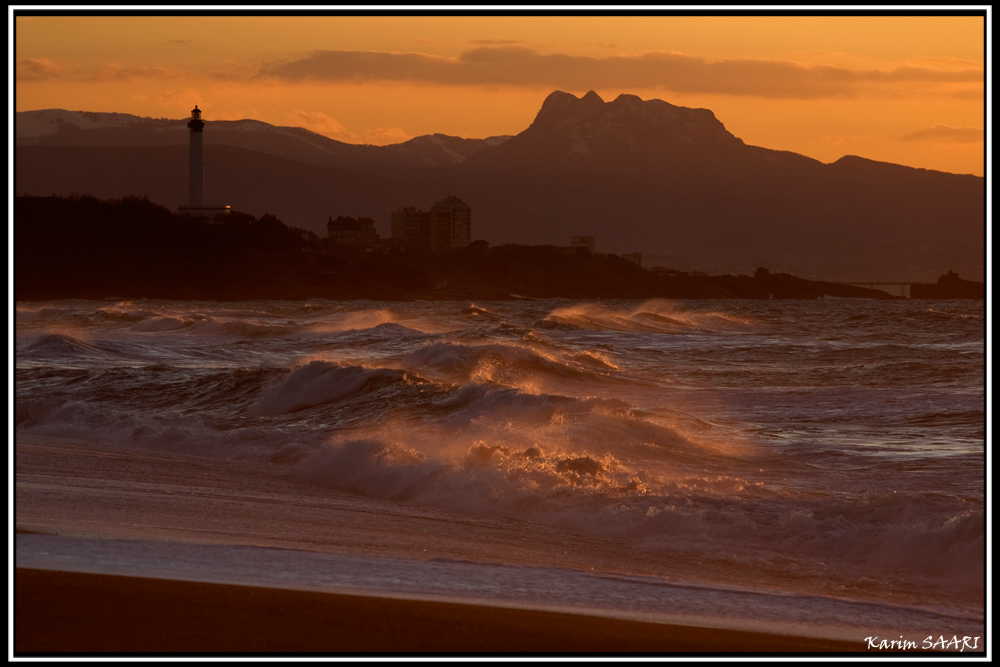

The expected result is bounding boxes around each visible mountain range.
[15,91,984,282]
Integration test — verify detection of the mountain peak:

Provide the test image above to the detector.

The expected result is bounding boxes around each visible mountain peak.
[611,93,643,106]
[481,90,743,172]
[532,91,607,133]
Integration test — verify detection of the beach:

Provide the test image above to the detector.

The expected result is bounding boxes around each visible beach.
[16,567,867,654]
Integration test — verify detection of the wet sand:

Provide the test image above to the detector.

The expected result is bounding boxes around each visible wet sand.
[14,568,868,655]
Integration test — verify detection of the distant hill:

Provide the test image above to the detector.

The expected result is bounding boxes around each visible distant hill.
[16,108,510,169]
[15,92,985,282]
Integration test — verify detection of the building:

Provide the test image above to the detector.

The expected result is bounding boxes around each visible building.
[327,215,379,246]
[570,236,596,253]
[391,196,471,252]
[430,195,471,251]
[390,206,429,249]
[177,106,230,218]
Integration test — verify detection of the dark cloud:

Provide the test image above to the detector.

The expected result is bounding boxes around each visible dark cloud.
[899,125,983,143]
[258,46,982,99]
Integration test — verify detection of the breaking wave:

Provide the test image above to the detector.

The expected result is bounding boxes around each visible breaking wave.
[250,361,423,417]
[398,340,623,389]
[542,300,756,333]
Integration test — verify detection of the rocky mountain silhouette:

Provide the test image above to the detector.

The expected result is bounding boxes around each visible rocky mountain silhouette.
[464,90,747,173]
[15,91,984,281]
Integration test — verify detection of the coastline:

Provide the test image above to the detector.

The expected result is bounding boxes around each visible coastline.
[16,194,929,302]
[14,568,868,654]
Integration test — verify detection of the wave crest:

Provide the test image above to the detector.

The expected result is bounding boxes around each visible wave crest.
[543,300,755,333]
[250,361,421,417]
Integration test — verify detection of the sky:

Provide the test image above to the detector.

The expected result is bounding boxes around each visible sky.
[11,11,989,176]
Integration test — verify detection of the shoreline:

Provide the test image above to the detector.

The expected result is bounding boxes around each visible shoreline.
[14,568,873,655]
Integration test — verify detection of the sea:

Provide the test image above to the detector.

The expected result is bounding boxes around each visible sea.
[13,297,987,649]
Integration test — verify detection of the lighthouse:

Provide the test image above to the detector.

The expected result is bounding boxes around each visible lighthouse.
[177,105,230,218]
[187,105,205,206]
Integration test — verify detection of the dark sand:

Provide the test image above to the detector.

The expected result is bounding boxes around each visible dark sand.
[14,568,869,655]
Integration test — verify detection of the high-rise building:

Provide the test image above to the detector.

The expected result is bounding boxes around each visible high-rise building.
[391,196,471,251]
[430,196,471,251]
[390,206,430,249]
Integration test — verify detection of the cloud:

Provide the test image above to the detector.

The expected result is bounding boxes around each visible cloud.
[257,46,983,99]
[17,58,180,83]
[16,58,62,81]
[287,110,411,145]
[815,133,867,145]
[362,126,411,145]
[286,110,360,142]
[471,39,527,45]
[899,125,983,143]
[82,64,178,82]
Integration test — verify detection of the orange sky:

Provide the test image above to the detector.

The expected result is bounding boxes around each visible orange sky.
[12,13,988,176]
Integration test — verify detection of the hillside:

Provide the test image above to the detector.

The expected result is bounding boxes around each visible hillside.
[15,195,903,302]
[15,92,985,282]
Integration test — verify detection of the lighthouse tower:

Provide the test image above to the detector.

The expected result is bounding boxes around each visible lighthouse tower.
[187,105,205,206]
[177,105,230,218]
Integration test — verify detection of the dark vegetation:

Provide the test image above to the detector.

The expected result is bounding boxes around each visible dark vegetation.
[16,195,913,301]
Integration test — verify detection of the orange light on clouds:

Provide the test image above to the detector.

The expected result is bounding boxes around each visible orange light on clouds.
[14,13,986,175]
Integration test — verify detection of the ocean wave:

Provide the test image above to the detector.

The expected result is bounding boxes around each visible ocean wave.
[128,316,299,337]
[308,309,399,333]
[15,307,84,323]
[130,316,194,332]
[399,340,620,389]
[13,296,984,616]
[464,304,499,317]
[249,361,424,417]
[17,305,164,328]
[323,322,430,339]
[22,333,126,360]
[286,432,983,606]
[542,300,756,333]
[289,436,649,509]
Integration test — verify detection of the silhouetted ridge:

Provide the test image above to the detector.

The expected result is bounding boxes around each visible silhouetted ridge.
[15,94,985,282]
